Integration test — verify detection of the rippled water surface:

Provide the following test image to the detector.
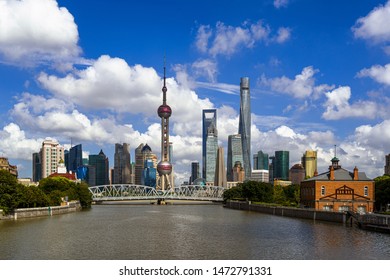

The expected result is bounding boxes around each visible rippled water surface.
[0,204,389,259]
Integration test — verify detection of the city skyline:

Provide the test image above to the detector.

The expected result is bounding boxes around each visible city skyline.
[1,0,390,183]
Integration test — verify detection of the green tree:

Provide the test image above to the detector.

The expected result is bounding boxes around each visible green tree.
[241,181,273,203]
[67,182,92,208]
[0,170,20,213]
[39,177,73,195]
[273,184,287,205]
[223,185,243,202]
[374,175,390,211]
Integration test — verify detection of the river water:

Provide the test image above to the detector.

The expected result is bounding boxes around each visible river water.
[0,204,389,260]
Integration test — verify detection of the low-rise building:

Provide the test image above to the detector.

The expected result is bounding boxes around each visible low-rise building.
[300,157,375,213]
[0,157,18,177]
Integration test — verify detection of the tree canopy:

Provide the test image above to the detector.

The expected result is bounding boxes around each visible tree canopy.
[0,170,92,214]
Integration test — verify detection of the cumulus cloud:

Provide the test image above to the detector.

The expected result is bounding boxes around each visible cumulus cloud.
[195,20,290,57]
[0,0,80,66]
[38,55,213,127]
[322,86,385,120]
[0,123,42,160]
[352,0,390,44]
[260,66,334,99]
[191,59,218,82]
[357,63,390,85]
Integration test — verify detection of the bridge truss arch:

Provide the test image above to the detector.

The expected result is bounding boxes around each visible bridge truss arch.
[89,184,224,202]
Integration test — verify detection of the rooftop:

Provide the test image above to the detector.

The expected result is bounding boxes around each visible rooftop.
[304,167,372,182]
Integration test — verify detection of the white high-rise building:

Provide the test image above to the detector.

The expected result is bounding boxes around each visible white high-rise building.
[40,138,65,179]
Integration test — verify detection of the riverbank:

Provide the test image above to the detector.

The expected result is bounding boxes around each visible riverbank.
[0,201,82,220]
[224,200,347,223]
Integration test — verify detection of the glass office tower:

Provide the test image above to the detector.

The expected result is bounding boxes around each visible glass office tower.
[239,77,251,179]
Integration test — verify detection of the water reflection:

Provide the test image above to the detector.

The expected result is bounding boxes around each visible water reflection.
[0,204,389,259]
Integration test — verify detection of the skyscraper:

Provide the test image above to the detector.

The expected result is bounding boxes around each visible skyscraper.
[157,64,173,191]
[67,144,83,173]
[254,150,269,170]
[214,146,227,188]
[143,159,157,188]
[227,134,243,181]
[113,143,131,184]
[88,149,109,186]
[301,150,317,178]
[135,143,145,185]
[32,152,41,182]
[274,151,290,181]
[40,138,65,179]
[239,77,251,179]
[205,121,218,183]
[385,154,390,175]
[202,109,217,179]
[190,162,200,184]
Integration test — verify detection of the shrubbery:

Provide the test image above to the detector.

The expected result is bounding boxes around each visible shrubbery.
[223,180,300,207]
[0,170,92,214]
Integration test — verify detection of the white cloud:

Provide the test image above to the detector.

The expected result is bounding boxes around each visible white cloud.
[191,59,218,82]
[261,66,334,99]
[352,0,390,44]
[274,0,289,9]
[0,0,80,66]
[357,63,390,85]
[322,86,385,120]
[0,123,42,160]
[274,27,291,43]
[38,55,214,127]
[195,20,290,57]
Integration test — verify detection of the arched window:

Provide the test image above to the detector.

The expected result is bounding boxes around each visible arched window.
[364,186,368,196]
[321,186,325,196]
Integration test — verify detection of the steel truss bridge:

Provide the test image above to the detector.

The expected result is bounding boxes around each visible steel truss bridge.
[88,184,224,202]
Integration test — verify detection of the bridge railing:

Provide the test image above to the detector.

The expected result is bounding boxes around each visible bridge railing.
[89,184,224,201]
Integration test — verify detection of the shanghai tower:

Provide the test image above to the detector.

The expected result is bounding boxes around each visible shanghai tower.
[238,77,251,179]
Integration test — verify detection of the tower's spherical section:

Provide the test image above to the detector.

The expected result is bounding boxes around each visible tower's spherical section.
[157,161,172,175]
[158,105,172,118]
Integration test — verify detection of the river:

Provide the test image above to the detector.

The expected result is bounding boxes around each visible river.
[0,203,389,259]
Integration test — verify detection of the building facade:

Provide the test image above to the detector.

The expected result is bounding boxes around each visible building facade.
[254,150,269,170]
[232,161,245,182]
[143,159,157,188]
[88,149,109,186]
[66,144,83,173]
[190,162,200,184]
[214,146,227,188]
[251,169,269,183]
[0,157,18,177]
[40,138,65,179]
[385,154,390,175]
[227,134,243,181]
[238,77,252,179]
[300,157,375,213]
[273,151,289,181]
[289,163,305,185]
[302,150,317,178]
[113,143,132,184]
[202,109,217,179]
[205,122,218,183]
[32,152,41,182]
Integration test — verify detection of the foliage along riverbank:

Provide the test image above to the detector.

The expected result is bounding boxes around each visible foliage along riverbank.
[0,170,92,214]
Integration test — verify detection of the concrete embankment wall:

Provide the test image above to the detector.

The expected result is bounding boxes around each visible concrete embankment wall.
[225,201,346,224]
[0,201,81,221]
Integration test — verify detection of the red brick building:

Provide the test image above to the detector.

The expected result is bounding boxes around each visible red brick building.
[300,157,375,213]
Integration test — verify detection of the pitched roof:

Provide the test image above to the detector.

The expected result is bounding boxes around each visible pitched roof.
[303,167,372,182]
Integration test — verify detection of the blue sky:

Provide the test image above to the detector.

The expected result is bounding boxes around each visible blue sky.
[1,0,390,183]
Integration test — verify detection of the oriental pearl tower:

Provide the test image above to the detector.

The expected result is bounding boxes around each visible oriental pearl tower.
[157,63,172,191]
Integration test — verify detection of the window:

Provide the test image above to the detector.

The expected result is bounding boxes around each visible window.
[321,186,325,196]
[364,186,368,196]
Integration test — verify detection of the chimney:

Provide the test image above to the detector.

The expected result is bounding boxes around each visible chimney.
[353,166,359,180]
[314,169,318,177]
[329,166,335,180]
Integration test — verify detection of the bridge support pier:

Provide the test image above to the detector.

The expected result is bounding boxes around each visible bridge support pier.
[157,198,166,205]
